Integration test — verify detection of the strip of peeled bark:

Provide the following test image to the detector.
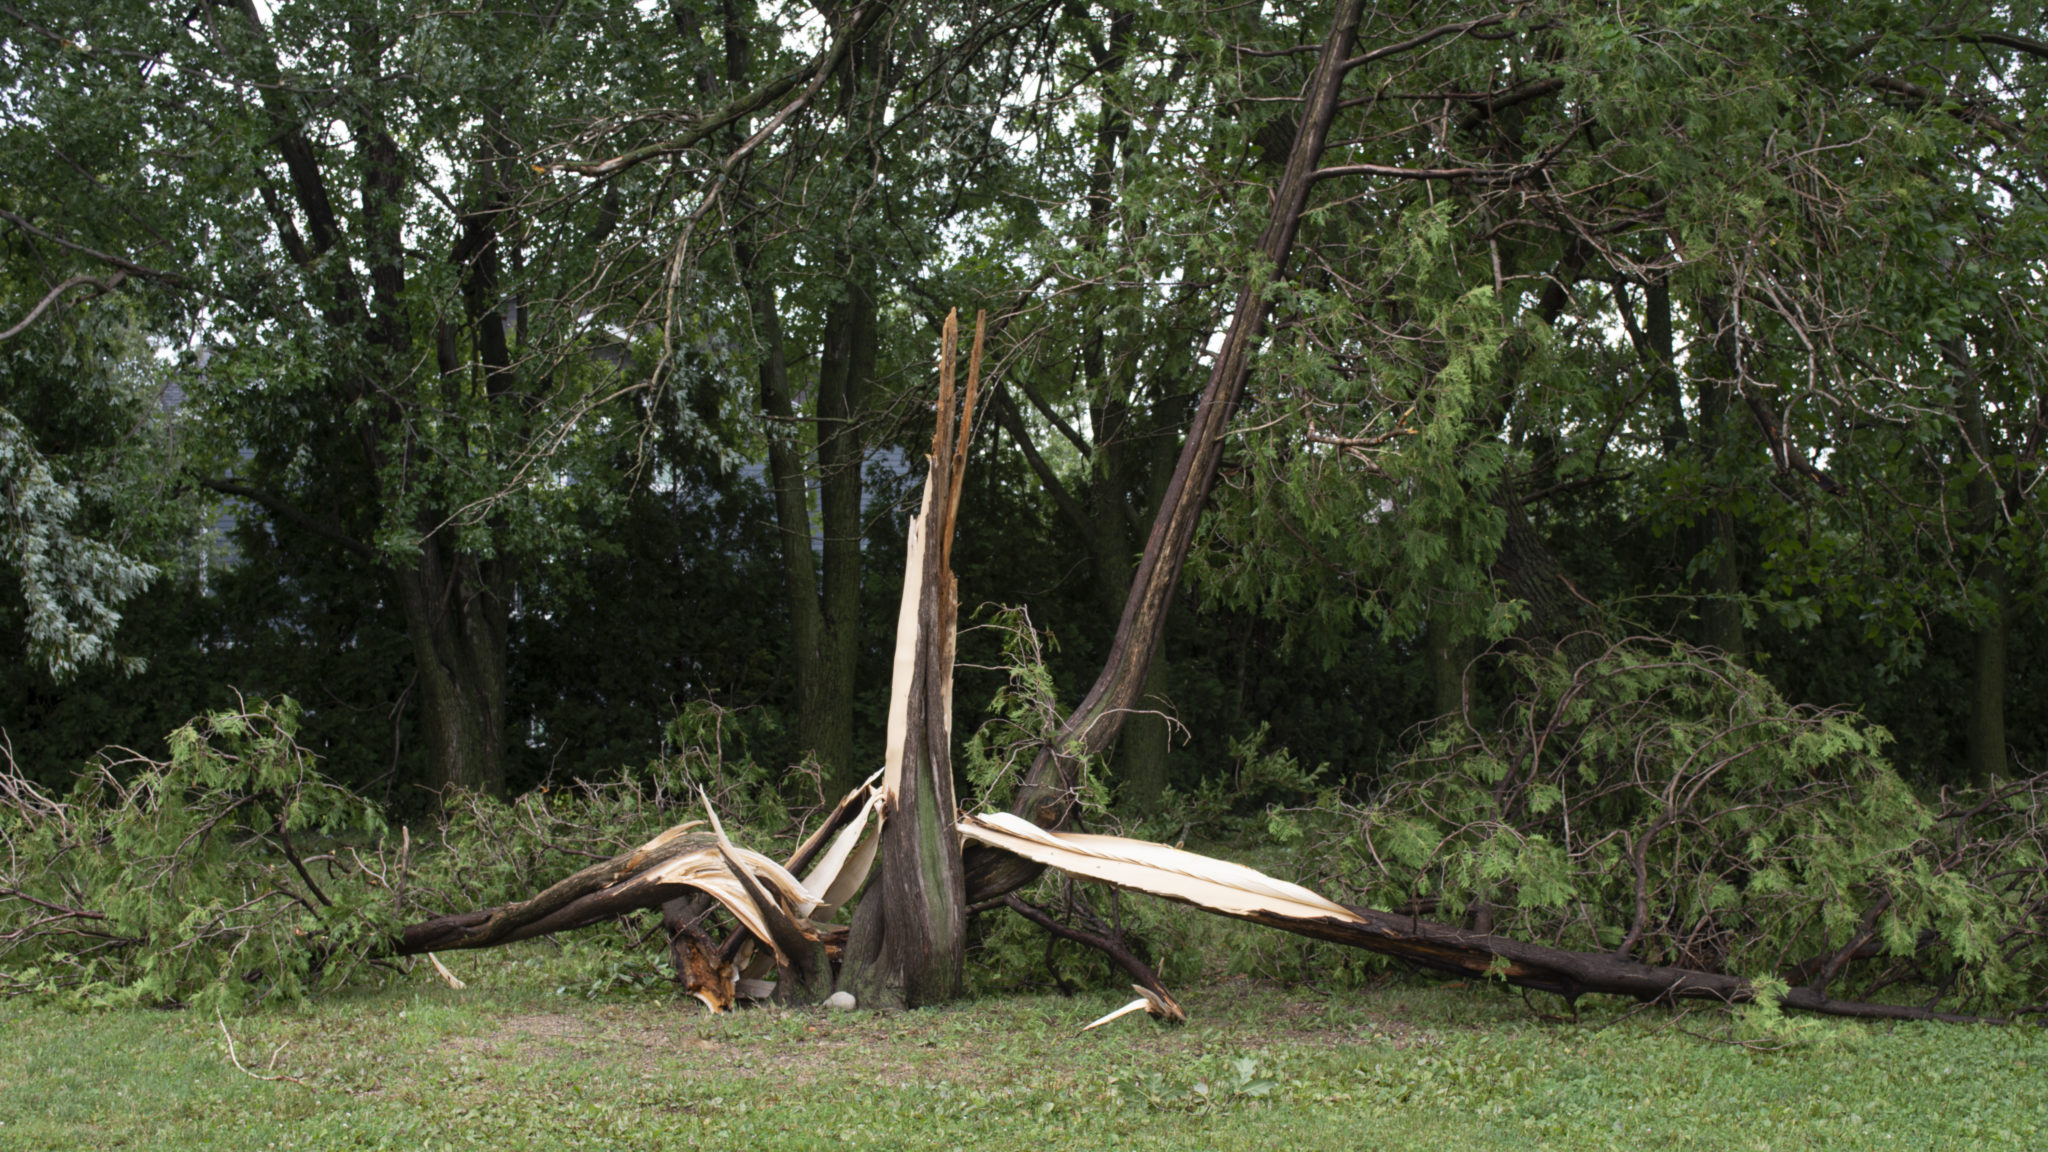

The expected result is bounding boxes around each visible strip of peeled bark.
[965,0,1368,903]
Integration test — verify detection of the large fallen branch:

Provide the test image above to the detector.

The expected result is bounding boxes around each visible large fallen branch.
[397,774,885,1010]
[960,813,2006,1024]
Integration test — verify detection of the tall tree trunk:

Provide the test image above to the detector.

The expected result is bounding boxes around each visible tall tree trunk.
[392,539,509,796]
[967,0,1367,902]
[372,26,512,798]
[814,275,875,796]
[1958,355,2008,783]
[740,256,829,778]
[1083,352,1181,812]
[718,1,830,782]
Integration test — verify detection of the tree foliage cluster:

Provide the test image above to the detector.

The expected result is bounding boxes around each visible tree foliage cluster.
[1312,640,2048,1017]
[0,698,801,1008]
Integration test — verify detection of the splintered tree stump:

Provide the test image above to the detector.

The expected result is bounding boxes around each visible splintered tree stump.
[839,308,982,1009]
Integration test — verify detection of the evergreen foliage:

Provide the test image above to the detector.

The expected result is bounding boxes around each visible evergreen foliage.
[1317,641,2048,1013]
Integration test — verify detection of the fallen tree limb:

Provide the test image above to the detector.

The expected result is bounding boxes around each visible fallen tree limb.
[959,813,2005,1024]
[397,823,721,954]
[400,772,887,959]
[1001,893,1182,1020]
[396,778,885,1011]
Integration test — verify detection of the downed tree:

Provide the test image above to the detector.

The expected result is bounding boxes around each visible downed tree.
[962,814,2012,1025]
[392,629,2044,1026]
[4,3,2042,1029]
[1,499,2041,1026]
[8,685,2041,1023]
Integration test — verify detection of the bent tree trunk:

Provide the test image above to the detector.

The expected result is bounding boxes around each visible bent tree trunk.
[966,0,1367,902]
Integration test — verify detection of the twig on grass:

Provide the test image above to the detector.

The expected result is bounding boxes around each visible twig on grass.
[216,1010,310,1086]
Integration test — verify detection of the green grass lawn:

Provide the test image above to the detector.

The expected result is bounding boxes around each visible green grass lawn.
[2,944,2042,1151]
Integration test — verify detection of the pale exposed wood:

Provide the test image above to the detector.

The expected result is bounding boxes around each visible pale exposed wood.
[426,953,467,990]
[962,813,1359,923]
[783,777,877,878]
[1082,984,1185,1031]
[1082,996,1151,1031]
[882,487,931,804]
[801,780,885,918]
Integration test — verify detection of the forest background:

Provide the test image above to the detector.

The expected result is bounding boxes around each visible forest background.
[1,0,2042,835]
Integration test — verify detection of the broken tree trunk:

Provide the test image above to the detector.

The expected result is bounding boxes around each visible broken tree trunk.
[966,0,1367,903]
[839,309,983,1009]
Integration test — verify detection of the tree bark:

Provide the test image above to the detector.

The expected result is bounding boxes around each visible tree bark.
[965,0,1367,902]
[814,275,876,795]
[1958,352,2009,783]
[1212,899,1998,1024]
[392,544,509,796]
